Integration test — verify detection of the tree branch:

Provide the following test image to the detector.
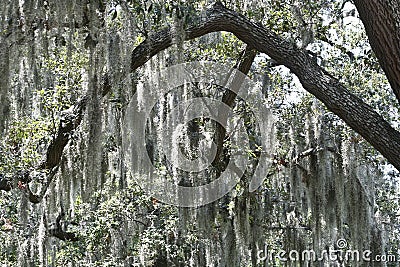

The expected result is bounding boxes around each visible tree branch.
[48,205,79,242]
[131,2,400,171]
[212,45,257,171]
[40,75,110,172]
[0,174,11,191]
[0,76,109,197]
[5,1,400,198]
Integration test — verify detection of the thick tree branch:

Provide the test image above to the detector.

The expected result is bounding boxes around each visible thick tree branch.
[0,76,110,196]
[39,97,87,170]
[131,2,400,171]
[40,75,111,172]
[4,1,399,197]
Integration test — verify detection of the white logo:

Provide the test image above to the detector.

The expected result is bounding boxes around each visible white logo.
[123,61,275,207]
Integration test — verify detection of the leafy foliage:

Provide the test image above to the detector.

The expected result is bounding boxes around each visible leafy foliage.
[0,0,400,266]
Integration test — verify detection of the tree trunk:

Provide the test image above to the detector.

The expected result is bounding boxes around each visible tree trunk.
[353,0,400,104]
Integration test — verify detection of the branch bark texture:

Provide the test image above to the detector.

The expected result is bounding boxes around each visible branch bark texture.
[131,2,400,171]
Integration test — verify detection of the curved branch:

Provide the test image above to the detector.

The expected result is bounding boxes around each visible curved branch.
[3,1,400,198]
[48,207,78,242]
[40,75,111,172]
[0,70,110,197]
[40,97,87,170]
[0,174,11,191]
[131,2,400,171]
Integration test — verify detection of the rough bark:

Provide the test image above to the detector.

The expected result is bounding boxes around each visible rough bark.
[0,75,111,194]
[131,2,400,171]
[353,0,400,104]
[40,75,110,171]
